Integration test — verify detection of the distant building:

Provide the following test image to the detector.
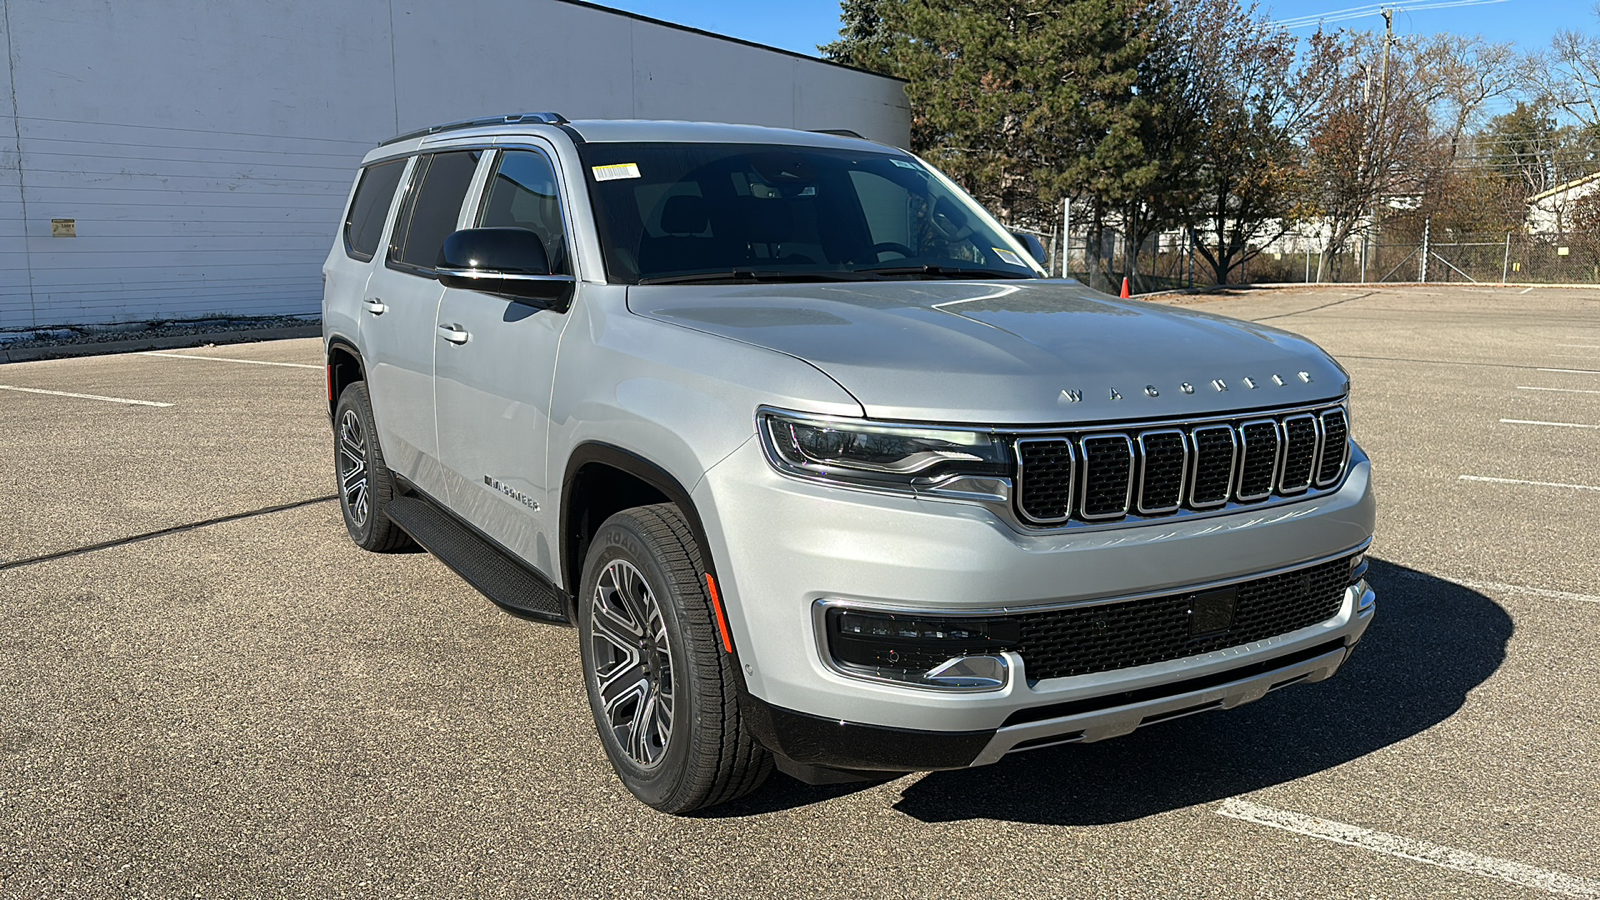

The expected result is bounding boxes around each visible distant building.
[1527,172,1600,235]
[0,0,909,331]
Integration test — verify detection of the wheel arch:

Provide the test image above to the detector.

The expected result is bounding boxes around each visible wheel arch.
[326,336,365,417]
[560,443,721,625]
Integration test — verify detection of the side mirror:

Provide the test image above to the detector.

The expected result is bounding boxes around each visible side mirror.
[1011,231,1048,266]
[437,227,575,309]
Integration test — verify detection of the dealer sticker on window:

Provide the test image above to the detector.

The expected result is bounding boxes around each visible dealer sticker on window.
[592,163,641,181]
[993,248,1025,267]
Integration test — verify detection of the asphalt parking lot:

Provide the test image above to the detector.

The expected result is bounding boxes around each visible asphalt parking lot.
[2,285,1597,898]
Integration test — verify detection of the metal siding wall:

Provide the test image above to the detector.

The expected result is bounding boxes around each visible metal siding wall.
[0,10,29,331]
[2,0,909,329]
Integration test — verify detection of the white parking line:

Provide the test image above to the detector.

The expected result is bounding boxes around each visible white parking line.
[1460,474,1600,491]
[1537,368,1600,375]
[1392,568,1600,604]
[1556,344,1600,349]
[139,351,321,370]
[1552,354,1600,360]
[0,384,173,407]
[1518,386,1600,395]
[1500,418,1599,429]
[1217,799,1600,898]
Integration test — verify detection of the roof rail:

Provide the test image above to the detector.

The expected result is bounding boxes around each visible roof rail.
[810,128,866,140]
[381,112,570,147]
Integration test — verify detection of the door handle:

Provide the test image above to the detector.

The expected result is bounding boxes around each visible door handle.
[437,323,470,345]
[362,297,387,315]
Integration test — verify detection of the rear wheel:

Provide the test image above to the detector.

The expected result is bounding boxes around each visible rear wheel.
[578,504,771,812]
[333,382,413,552]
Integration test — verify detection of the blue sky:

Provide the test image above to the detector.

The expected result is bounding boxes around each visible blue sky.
[598,0,1588,59]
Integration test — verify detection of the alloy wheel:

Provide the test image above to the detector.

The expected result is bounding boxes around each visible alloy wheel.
[337,408,370,527]
[589,559,675,768]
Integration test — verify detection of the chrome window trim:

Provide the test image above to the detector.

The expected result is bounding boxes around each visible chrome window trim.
[810,539,1371,620]
[1235,419,1282,502]
[1135,428,1189,515]
[1015,437,1074,524]
[1078,433,1135,520]
[1278,413,1319,495]
[1187,424,1237,509]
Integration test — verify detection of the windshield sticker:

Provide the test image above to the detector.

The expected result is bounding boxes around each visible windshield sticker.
[993,248,1025,267]
[592,163,641,181]
[891,159,919,169]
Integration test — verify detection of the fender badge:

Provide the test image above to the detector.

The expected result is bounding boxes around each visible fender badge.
[485,475,539,511]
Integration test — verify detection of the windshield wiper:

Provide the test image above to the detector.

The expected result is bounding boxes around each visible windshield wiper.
[637,269,885,285]
[852,264,1031,280]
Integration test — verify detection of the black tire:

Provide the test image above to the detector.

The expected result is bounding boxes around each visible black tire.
[332,382,414,553]
[577,504,771,813]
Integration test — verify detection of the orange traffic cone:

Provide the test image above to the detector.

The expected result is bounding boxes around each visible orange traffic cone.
[1120,276,1131,298]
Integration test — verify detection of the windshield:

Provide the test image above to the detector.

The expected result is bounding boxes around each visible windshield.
[576,142,1041,284]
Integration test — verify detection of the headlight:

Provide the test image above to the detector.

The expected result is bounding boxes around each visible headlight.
[758,409,1010,493]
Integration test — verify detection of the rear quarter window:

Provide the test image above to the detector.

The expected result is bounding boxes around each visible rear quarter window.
[343,158,407,262]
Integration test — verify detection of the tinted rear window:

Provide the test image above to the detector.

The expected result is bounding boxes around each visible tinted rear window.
[390,150,481,272]
[343,159,406,261]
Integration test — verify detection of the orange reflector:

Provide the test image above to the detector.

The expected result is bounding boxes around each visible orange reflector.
[704,573,733,654]
[326,364,334,405]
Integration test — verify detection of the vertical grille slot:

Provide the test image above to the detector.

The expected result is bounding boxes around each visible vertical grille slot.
[1316,409,1349,486]
[1008,403,1349,527]
[1016,438,1074,523]
[1188,425,1236,508]
[1236,420,1281,501]
[1279,414,1319,493]
[1136,430,1187,514]
[1079,435,1134,519]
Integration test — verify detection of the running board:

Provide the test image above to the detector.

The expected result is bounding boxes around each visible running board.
[386,495,570,624]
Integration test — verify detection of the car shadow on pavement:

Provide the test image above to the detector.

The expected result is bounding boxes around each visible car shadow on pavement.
[706,559,1511,822]
[889,559,1509,825]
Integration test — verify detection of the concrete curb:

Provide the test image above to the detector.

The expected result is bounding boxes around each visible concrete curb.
[1,325,322,364]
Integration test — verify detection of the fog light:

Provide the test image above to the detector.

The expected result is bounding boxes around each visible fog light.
[826,608,1019,690]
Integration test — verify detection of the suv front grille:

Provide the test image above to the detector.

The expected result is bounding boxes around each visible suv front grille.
[1015,404,1349,526]
[1012,555,1352,680]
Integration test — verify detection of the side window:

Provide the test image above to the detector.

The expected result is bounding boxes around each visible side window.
[477,150,570,275]
[388,150,481,273]
[343,158,406,262]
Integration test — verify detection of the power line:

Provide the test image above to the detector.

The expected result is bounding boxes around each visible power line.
[1272,0,1509,30]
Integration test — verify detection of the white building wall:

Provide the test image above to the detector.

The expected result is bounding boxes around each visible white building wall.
[0,0,909,330]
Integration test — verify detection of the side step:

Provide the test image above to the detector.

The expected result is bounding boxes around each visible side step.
[386,495,570,624]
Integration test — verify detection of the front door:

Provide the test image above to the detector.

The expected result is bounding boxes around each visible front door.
[435,146,574,577]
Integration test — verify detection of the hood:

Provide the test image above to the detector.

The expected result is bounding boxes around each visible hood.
[628,280,1349,424]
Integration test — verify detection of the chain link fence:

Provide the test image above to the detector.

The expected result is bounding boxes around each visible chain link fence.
[1015,207,1600,291]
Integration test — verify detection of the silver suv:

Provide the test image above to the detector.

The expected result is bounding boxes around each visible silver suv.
[322,113,1375,813]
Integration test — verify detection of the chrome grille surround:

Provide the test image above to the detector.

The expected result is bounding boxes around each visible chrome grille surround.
[1011,400,1351,529]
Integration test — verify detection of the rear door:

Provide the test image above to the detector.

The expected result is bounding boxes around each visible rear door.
[358,148,482,498]
[434,144,575,572]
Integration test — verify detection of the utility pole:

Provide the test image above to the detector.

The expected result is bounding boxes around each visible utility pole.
[1368,7,1394,283]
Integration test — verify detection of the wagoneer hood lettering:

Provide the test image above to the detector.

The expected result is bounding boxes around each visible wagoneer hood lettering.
[631,281,1349,423]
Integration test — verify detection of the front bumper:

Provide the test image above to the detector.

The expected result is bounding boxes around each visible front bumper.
[746,583,1372,776]
[693,436,1377,761]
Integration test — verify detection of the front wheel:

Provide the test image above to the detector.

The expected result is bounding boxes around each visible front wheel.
[577,504,770,812]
